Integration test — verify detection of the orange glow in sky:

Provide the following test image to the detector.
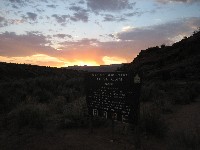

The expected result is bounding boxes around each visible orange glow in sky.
[0,0,200,67]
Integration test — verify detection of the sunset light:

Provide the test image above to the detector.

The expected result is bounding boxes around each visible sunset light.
[64,60,99,67]
[0,0,200,67]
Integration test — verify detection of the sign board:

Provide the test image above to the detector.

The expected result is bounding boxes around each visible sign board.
[86,72,141,124]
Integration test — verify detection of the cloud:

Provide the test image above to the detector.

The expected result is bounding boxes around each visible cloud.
[59,38,137,64]
[0,54,65,67]
[0,31,57,57]
[0,32,137,66]
[1,16,199,67]
[78,0,85,4]
[70,11,89,22]
[12,4,19,9]
[124,11,143,17]
[26,12,37,21]
[8,0,30,6]
[103,14,126,22]
[52,11,88,24]
[86,0,135,12]
[0,16,24,27]
[155,0,199,4]
[52,14,69,25]
[69,6,85,12]
[9,19,24,25]
[53,34,72,39]
[9,0,23,3]
[0,16,8,27]
[121,26,135,32]
[116,17,200,47]
[36,8,45,13]
[46,5,57,8]
[69,6,89,22]
[107,34,116,38]
[0,16,6,22]
[60,38,99,48]
[103,56,127,65]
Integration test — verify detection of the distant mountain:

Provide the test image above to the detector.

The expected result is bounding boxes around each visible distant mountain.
[62,64,123,72]
[119,31,200,81]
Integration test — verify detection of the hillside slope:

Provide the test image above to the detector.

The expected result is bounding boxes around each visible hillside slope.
[0,62,83,82]
[120,31,200,81]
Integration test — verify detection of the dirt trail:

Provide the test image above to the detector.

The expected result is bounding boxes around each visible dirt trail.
[166,97,200,133]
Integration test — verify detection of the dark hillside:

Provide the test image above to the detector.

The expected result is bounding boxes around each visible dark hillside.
[117,31,200,150]
[120,31,200,81]
[0,63,85,114]
[0,62,83,82]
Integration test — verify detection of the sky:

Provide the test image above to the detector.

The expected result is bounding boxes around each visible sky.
[0,0,200,67]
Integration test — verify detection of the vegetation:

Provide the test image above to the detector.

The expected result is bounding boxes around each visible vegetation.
[5,104,48,129]
[168,127,200,150]
[140,104,168,138]
[119,30,200,81]
[0,63,86,130]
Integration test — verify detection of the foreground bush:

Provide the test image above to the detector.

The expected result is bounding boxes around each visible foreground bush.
[49,96,66,114]
[140,105,168,138]
[6,104,48,129]
[141,81,200,103]
[59,97,88,128]
[168,127,200,150]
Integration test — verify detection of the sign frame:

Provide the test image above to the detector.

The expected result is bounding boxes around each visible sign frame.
[85,72,141,124]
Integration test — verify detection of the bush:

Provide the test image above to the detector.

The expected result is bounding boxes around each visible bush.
[141,82,173,113]
[186,82,200,102]
[153,96,173,114]
[140,82,159,102]
[169,86,198,105]
[140,105,168,138]
[49,96,66,114]
[168,128,200,150]
[92,116,109,127]
[6,104,48,129]
[140,85,152,102]
[59,97,88,128]
[143,81,200,105]
[33,88,52,103]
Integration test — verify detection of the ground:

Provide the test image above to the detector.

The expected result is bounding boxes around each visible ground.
[0,97,200,150]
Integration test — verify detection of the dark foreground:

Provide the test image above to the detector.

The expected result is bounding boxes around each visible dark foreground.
[1,98,199,150]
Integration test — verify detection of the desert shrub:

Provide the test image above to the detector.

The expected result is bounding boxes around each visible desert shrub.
[168,127,200,150]
[92,116,109,127]
[33,88,52,103]
[140,82,162,102]
[165,81,200,104]
[185,82,200,102]
[49,96,66,114]
[142,82,173,113]
[153,97,173,114]
[152,88,173,114]
[140,105,168,138]
[59,97,88,128]
[169,87,196,105]
[0,94,7,113]
[149,81,200,105]
[6,104,49,129]
[140,85,152,102]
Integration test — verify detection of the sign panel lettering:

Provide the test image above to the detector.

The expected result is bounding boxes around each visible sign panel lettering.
[86,72,140,123]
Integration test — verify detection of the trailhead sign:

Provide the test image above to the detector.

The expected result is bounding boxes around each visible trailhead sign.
[86,72,141,124]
